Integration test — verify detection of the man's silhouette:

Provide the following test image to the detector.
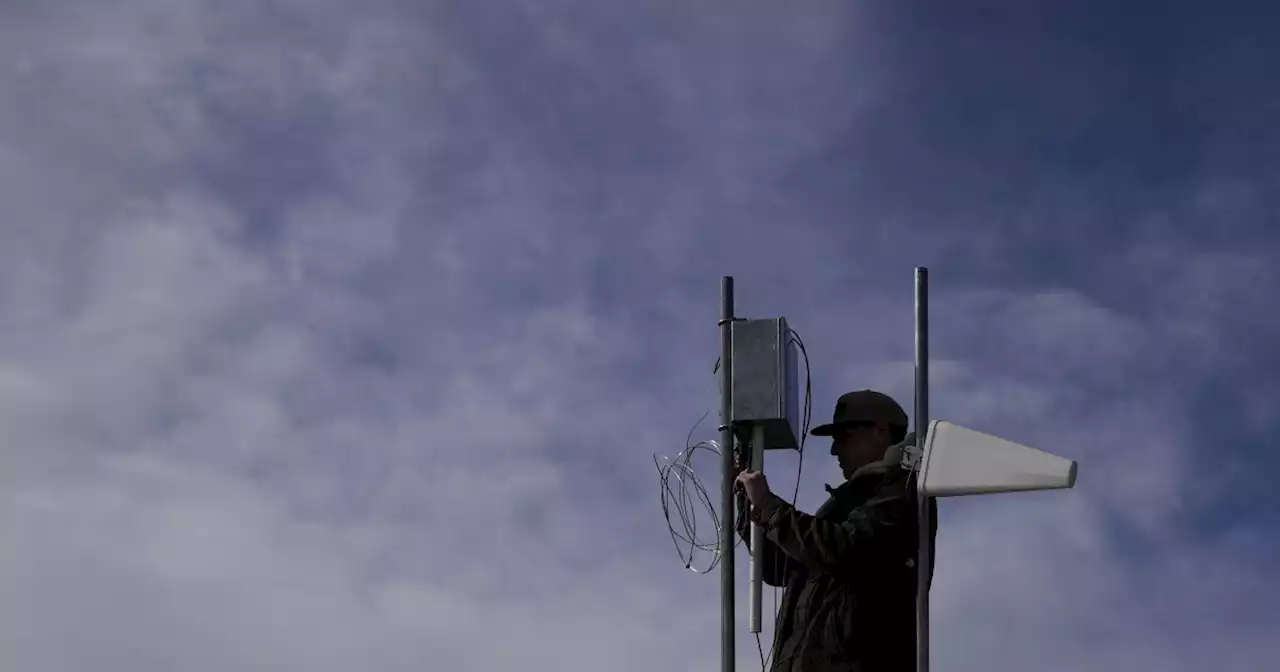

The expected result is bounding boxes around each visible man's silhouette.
[735,390,937,671]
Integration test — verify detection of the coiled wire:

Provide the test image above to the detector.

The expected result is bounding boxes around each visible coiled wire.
[653,412,734,574]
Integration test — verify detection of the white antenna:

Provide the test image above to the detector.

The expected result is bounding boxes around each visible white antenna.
[918,421,1077,497]
[748,424,766,633]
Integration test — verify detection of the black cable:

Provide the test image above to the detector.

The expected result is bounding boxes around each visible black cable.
[788,329,813,504]
[756,328,813,671]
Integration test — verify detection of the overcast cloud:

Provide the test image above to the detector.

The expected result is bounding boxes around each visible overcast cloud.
[2,1,1278,671]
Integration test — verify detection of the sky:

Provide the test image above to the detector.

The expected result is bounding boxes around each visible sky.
[2,1,1279,670]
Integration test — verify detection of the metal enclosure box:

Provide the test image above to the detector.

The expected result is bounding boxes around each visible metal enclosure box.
[731,317,800,450]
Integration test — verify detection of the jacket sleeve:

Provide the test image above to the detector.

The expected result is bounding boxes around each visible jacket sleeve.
[749,479,913,577]
[737,500,798,587]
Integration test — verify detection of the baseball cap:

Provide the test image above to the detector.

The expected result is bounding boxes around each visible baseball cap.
[810,390,909,436]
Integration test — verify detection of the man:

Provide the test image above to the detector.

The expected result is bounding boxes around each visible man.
[735,390,937,672]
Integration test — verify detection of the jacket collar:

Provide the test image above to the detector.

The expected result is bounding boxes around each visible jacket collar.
[824,432,916,495]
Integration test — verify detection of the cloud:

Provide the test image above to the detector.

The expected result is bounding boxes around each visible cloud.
[2,2,1279,672]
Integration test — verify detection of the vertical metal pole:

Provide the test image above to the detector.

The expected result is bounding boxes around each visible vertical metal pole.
[914,267,931,672]
[719,277,737,672]
[748,424,765,633]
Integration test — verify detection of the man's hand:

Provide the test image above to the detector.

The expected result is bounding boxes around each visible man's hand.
[734,468,772,508]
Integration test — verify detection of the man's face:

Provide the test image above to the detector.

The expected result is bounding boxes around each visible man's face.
[829,422,891,479]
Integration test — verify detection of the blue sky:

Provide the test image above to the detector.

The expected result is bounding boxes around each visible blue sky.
[2,1,1278,670]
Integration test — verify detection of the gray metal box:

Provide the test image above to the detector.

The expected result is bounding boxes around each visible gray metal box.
[731,317,800,450]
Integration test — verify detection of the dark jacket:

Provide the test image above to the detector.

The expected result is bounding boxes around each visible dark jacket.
[737,440,937,672]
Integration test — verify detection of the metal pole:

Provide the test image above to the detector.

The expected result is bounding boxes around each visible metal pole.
[748,423,765,633]
[719,276,737,672]
[914,267,931,672]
